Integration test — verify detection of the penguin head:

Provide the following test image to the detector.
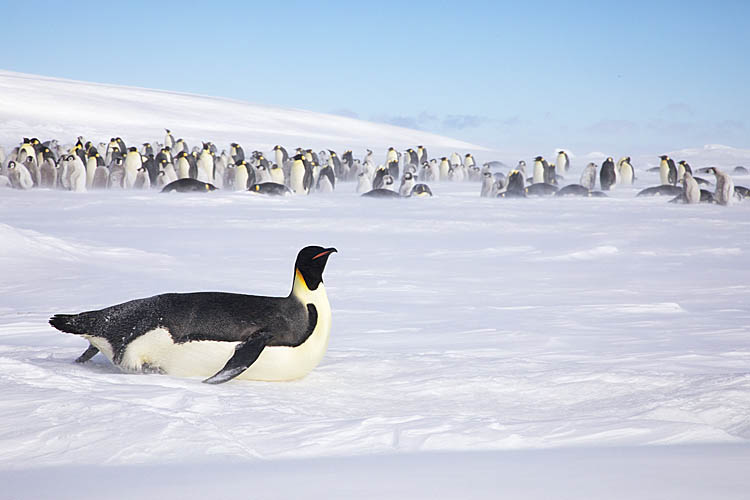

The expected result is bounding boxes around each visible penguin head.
[294,246,337,291]
[659,155,669,160]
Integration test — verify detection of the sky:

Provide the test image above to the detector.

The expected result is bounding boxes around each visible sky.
[1,1,748,156]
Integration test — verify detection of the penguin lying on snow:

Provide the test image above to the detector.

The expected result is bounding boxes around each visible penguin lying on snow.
[161,178,218,193]
[50,246,337,384]
[248,182,293,196]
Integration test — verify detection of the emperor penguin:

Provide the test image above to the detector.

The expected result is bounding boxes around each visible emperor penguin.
[92,163,110,189]
[50,246,337,384]
[556,150,570,173]
[420,162,437,183]
[230,143,245,164]
[678,160,692,178]
[108,157,126,189]
[134,167,151,190]
[65,155,87,192]
[196,144,215,183]
[316,165,335,193]
[7,161,34,190]
[164,129,175,149]
[233,161,250,191]
[464,153,476,170]
[618,157,634,185]
[254,164,272,184]
[22,154,40,187]
[438,157,451,180]
[123,147,142,188]
[480,171,494,197]
[532,156,546,184]
[399,171,416,197]
[86,152,104,188]
[175,152,192,179]
[16,139,36,164]
[160,159,178,185]
[290,154,313,194]
[40,158,57,188]
[580,162,597,190]
[659,155,677,185]
[705,167,735,206]
[417,145,428,165]
[682,171,701,204]
[386,146,399,166]
[356,172,373,194]
[450,152,461,167]
[600,157,616,191]
[273,145,289,170]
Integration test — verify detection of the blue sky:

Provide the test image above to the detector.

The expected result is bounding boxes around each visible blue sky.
[1,1,748,155]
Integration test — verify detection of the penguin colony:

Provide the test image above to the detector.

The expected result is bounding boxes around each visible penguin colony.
[1,135,748,205]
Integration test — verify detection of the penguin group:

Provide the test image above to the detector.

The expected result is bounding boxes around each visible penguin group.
[1,137,747,206]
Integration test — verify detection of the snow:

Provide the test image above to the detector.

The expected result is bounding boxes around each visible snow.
[1,72,750,498]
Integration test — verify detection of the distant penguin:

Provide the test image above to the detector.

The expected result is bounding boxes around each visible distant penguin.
[123,147,142,188]
[92,164,109,189]
[532,156,546,184]
[525,183,558,196]
[659,155,677,185]
[164,129,175,149]
[362,188,401,198]
[254,164,272,184]
[618,157,634,185]
[356,172,373,194]
[399,172,416,197]
[231,143,245,164]
[480,171,494,197]
[501,170,526,197]
[233,161,250,191]
[108,158,126,189]
[580,162,597,190]
[66,155,87,192]
[733,166,748,175]
[410,184,433,197]
[600,157,616,191]
[678,160,692,177]
[7,161,34,190]
[290,154,313,194]
[372,166,389,189]
[682,171,701,204]
[161,178,218,193]
[248,182,293,196]
[417,145,428,165]
[22,155,40,187]
[556,150,570,173]
[543,162,557,185]
[316,165,335,193]
[196,145,214,183]
[705,167,735,206]
[40,158,57,188]
[421,162,437,183]
[134,167,151,190]
[556,184,592,197]
[438,157,451,180]
[636,185,683,197]
[464,153,476,169]
[175,152,191,179]
[269,163,285,184]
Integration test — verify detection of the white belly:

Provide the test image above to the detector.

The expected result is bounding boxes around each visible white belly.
[86,297,331,382]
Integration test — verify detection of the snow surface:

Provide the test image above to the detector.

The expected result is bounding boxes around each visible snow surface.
[1,72,750,498]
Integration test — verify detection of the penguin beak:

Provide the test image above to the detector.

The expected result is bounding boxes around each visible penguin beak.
[312,248,337,260]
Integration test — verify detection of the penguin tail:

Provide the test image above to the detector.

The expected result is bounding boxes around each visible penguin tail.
[49,313,89,335]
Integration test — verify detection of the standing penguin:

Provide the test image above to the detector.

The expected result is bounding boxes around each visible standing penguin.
[66,155,87,192]
[600,157,616,191]
[92,163,110,189]
[164,129,175,149]
[123,147,142,188]
[706,167,735,206]
[480,171,494,197]
[40,158,57,188]
[290,154,313,194]
[682,171,701,204]
[532,156,546,184]
[233,161,250,191]
[175,152,192,179]
[197,144,215,183]
[417,145,428,165]
[678,160,692,177]
[230,143,245,164]
[618,157,634,185]
[556,150,570,173]
[356,172,372,194]
[659,155,677,185]
[421,161,437,183]
[399,171,416,197]
[580,162,597,190]
[316,165,335,193]
[438,157,451,180]
[7,161,34,190]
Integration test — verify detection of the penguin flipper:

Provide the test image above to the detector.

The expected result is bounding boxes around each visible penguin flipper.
[75,344,100,363]
[203,332,269,385]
